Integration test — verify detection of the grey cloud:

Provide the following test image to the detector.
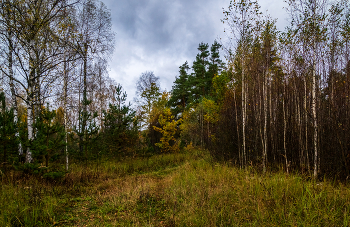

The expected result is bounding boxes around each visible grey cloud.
[101,0,289,103]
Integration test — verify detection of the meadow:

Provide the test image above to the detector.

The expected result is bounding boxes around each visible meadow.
[1,150,350,226]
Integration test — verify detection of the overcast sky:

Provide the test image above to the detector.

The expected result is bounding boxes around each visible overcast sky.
[101,0,289,103]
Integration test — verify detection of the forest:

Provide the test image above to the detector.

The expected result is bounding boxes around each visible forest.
[2,0,350,226]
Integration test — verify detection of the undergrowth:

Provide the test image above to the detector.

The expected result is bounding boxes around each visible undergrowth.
[1,150,350,226]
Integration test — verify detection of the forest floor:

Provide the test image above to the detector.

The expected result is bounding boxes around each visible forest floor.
[2,150,350,226]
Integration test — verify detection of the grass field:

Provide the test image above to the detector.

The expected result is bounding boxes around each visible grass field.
[1,150,350,226]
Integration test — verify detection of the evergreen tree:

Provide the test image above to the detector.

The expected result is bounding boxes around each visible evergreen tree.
[0,92,18,165]
[170,41,225,115]
[74,99,99,161]
[188,41,225,102]
[103,85,138,155]
[208,41,225,94]
[32,105,66,167]
[191,42,210,100]
[168,61,191,116]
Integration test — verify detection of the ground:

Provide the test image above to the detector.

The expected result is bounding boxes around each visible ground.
[1,150,350,226]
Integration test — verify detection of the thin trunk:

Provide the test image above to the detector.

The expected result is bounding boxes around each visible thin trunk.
[294,77,303,168]
[64,57,69,171]
[269,78,275,163]
[233,90,242,168]
[304,78,310,172]
[7,29,23,156]
[26,90,34,163]
[242,60,247,166]
[312,6,318,178]
[81,43,88,158]
[297,88,303,169]
[312,63,318,177]
[98,67,103,132]
[26,40,35,163]
[201,108,203,148]
[283,82,289,174]
[263,71,268,173]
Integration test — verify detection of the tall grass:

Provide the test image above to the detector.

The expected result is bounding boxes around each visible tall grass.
[1,150,350,226]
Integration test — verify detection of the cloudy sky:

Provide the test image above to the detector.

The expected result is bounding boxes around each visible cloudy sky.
[101,0,289,102]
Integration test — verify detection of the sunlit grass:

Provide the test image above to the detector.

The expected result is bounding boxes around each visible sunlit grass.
[1,150,350,226]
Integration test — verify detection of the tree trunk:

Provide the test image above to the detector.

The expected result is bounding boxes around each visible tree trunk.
[312,56,318,178]
[312,5,319,178]
[242,59,247,166]
[263,71,268,173]
[283,82,289,174]
[64,56,69,171]
[80,42,88,158]
[233,89,242,168]
[26,40,35,163]
[7,29,23,156]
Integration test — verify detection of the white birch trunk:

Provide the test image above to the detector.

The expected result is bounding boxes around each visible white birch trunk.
[8,40,23,156]
[242,60,247,166]
[26,97,33,163]
[283,82,289,174]
[233,90,242,168]
[64,57,69,171]
[312,2,319,178]
[304,78,310,172]
[26,40,35,163]
[263,71,268,173]
[312,57,318,177]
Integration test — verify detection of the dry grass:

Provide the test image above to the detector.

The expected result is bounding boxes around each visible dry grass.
[2,150,350,226]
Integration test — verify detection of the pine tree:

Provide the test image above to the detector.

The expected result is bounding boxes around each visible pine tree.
[32,105,66,167]
[191,42,210,100]
[168,61,191,116]
[103,85,138,155]
[208,41,225,93]
[0,92,19,165]
[74,99,99,161]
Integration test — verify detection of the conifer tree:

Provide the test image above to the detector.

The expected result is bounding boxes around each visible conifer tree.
[103,85,138,154]
[0,92,18,165]
[32,105,65,167]
[74,99,99,161]
[168,61,191,116]
[191,42,210,100]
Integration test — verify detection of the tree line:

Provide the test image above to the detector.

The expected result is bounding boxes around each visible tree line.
[162,0,350,179]
[1,0,350,180]
[177,0,350,178]
[0,0,138,176]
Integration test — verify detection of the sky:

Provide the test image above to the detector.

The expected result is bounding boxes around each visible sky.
[101,0,289,103]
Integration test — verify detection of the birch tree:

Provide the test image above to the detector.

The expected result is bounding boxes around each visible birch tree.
[223,0,261,166]
[72,0,114,155]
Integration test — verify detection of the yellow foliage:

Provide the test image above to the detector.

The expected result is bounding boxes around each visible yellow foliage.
[184,142,195,152]
[153,107,182,153]
[202,98,220,124]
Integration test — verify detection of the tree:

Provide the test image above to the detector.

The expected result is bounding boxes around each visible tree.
[168,61,191,116]
[135,71,161,129]
[32,105,65,168]
[0,0,79,163]
[0,92,18,165]
[73,98,99,161]
[208,41,225,94]
[286,0,328,177]
[72,0,114,155]
[153,107,182,153]
[103,84,138,155]
[0,0,23,156]
[222,0,261,166]
[191,42,210,100]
